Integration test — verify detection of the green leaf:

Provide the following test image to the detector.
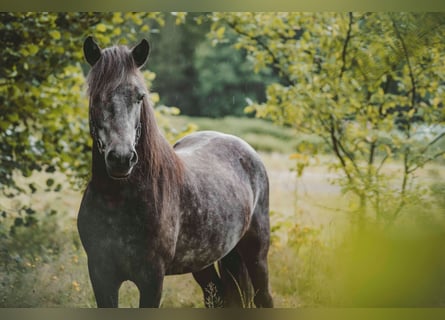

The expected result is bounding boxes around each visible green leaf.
[25,207,36,215]
[45,165,56,173]
[96,23,107,32]
[14,217,24,227]
[28,44,39,55]
[28,183,37,194]
[25,216,38,227]
[215,26,225,39]
[49,30,61,40]
[46,178,55,187]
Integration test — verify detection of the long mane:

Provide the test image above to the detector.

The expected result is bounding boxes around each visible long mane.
[137,94,184,211]
[86,44,184,212]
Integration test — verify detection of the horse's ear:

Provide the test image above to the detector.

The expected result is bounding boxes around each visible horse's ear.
[83,36,102,67]
[131,39,150,68]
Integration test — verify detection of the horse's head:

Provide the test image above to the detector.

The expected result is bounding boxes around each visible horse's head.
[84,37,150,180]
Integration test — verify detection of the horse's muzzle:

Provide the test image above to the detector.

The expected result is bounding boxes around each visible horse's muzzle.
[105,148,138,179]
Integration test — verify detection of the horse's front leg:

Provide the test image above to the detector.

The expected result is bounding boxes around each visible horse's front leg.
[135,267,165,308]
[87,257,122,308]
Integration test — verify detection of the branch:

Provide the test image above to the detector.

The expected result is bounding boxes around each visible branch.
[414,15,445,45]
[431,150,445,160]
[317,113,352,183]
[403,131,445,174]
[318,113,369,198]
[392,17,417,132]
[329,121,353,183]
[226,21,295,86]
[422,131,445,152]
[407,150,445,174]
[376,153,390,175]
[377,74,394,119]
[391,148,410,221]
[334,127,363,178]
[339,12,354,80]
[368,141,376,167]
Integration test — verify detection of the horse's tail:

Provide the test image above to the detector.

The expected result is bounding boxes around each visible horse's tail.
[218,249,254,308]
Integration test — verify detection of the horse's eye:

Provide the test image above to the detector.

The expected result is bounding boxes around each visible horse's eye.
[137,93,145,103]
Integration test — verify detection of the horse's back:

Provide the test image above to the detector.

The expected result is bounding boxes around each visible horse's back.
[174,130,263,166]
[174,130,267,193]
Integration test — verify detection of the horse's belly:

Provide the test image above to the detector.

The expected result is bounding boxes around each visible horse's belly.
[167,214,248,275]
[166,245,234,275]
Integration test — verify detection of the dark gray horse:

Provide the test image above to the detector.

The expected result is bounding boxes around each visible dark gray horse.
[77,37,273,308]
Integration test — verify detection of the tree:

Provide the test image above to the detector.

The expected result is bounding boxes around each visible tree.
[193,32,274,117]
[147,13,206,116]
[210,12,445,224]
[148,13,275,117]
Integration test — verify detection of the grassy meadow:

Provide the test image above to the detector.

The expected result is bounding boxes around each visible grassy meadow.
[1,116,445,307]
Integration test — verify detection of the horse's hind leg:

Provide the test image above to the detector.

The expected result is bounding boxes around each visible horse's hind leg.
[193,251,252,308]
[218,249,253,307]
[193,264,224,308]
[237,207,273,308]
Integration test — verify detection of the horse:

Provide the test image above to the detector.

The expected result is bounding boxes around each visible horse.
[77,36,273,308]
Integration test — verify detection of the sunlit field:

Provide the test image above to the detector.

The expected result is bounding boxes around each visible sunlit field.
[1,117,445,307]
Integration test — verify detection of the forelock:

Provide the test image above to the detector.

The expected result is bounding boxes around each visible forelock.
[87,45,142,102]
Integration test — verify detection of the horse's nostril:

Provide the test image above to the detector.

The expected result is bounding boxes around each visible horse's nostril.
[106,150,121,166]
[106,149,137,169]
[129,150,138,166]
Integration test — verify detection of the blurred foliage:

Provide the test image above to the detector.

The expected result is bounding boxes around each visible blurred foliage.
[193,36,275,117]
[332,221,445,306]
[146,13,204,116]
[148,13,274,117]
[430,181,445,210]
[268,205,445,307]
[210,12,445,224]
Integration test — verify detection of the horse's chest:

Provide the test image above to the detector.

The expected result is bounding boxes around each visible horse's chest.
[78,198,149,256]
[86,214,146,252]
